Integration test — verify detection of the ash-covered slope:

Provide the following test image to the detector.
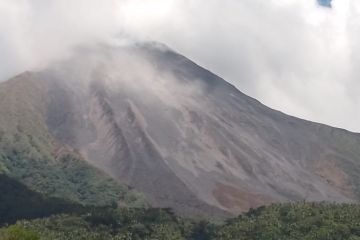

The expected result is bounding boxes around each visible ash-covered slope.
[4,43,360,217]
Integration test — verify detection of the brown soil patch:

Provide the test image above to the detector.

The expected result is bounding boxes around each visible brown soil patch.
[213,182,272,212]
[315,158,354,198]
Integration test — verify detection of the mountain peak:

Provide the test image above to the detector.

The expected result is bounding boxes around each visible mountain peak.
[1,43,360,217]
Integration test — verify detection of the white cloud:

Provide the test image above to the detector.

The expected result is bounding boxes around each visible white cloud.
[119,0,360,132]
[0,0,122,81]
[0,0,359,132]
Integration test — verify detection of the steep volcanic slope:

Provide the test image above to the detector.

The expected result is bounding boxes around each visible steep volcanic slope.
[2,43,360,216]
[0,73,145,208]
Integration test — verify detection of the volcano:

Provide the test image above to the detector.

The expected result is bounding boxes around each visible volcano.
[1,42,359,217]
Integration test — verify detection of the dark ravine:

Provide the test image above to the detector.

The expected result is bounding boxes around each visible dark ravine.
[1,42,360,217]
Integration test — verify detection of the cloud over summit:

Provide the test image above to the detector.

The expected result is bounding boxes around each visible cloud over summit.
[0,0,359,132]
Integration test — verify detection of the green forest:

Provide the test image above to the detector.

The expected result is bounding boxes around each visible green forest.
[1,200,360,240]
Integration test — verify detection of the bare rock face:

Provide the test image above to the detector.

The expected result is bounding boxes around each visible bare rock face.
[7,43,360,217]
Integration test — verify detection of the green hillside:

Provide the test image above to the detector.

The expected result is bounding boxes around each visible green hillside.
[0,174,84,226]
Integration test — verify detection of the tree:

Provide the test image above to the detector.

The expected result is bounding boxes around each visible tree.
[0,225,39,240]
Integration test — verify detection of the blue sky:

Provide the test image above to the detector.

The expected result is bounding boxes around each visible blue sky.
[318,0,332,7]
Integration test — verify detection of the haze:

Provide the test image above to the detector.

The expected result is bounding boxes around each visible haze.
[0,0,359,132]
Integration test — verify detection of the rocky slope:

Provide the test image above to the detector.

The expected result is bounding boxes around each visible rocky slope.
[1,42,360,217]
[0,72,145,209]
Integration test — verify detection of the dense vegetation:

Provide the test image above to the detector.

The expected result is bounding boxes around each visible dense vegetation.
[0,127,145,208]
[217,203,360,240]
[0,174,86,225]
[1,202,360,240]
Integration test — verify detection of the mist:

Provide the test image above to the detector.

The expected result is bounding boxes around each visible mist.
[0,0,122,81]
[1,0,360,132]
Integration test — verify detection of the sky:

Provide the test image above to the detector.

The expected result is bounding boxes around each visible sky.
[0,0,359,132]
[318,0,332,8]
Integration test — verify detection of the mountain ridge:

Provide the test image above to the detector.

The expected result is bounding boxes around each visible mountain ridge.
[1,42,360,217]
